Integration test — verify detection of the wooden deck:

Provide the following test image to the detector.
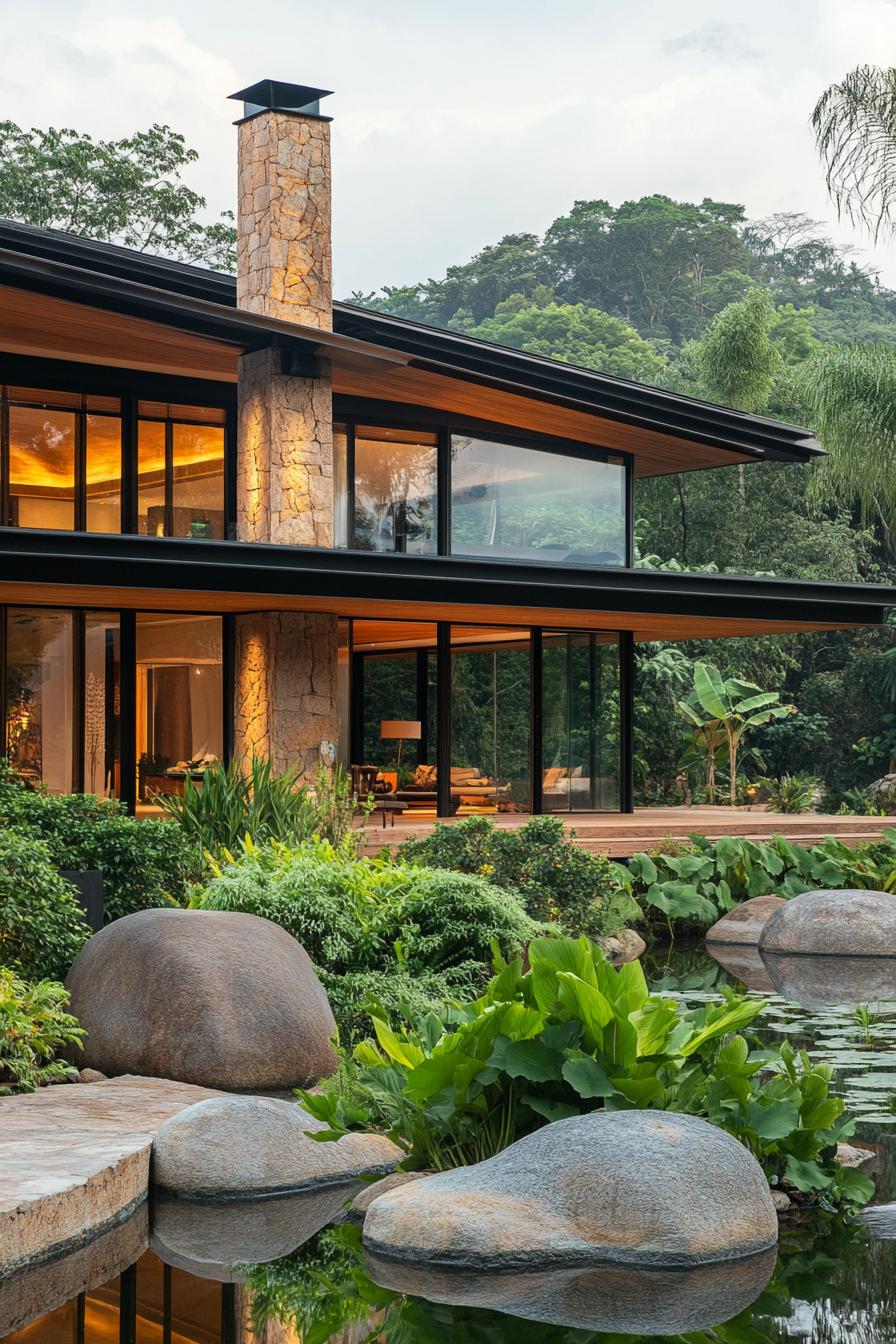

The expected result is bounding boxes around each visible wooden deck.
[360,805,891,858]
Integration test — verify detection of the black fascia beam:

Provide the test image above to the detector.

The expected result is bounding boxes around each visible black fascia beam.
[0,530,889,628]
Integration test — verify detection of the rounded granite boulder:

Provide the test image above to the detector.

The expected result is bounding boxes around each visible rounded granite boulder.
[705,895,786,947]
[65,908,338,1090]
[759,888,896,959]
[363,1110,778,1270]
[152,1095,401,1199]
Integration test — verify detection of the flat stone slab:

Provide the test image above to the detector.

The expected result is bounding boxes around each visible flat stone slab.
[0,1076,225,1274]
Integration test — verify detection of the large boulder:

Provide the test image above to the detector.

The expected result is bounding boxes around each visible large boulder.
[363,1110,777,1270]
[759,888,896,959]
[706,895,786,947]
[152,1095,401,1198]
[65,909,338,1090]
[365,1249,777,1334]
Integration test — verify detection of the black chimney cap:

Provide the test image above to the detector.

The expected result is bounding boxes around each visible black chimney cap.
[228,79,333,123]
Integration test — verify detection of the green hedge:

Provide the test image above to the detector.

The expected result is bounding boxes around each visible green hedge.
[0,831,90,980]
[0,765,201,921]
[192,838,541,1042]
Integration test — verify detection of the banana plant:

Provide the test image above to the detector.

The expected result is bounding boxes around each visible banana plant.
[677,662,796,805]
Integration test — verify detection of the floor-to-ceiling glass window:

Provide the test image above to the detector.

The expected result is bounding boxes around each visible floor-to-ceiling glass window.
[5,608,75,793]
[542,632,620,812]
[6,391,78,530]
[135,614,223,807]
[450,435,626,565]
[352,426,438,554]
[85,407,124,533]
[352,621,435,785]
[137,404,226,539]
[450,627,531,814]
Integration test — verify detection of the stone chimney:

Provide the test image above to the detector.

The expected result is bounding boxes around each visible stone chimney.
[230,79,335,545]
[229,80,338,777]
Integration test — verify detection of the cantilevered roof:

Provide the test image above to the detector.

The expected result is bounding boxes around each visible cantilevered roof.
[0,217,821,476]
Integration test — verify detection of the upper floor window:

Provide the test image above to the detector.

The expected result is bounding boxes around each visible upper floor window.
[137,403,225,539]
[450,435,626,566]
[334,419,627,567]
[344,424,438,555]
[0,386,226,539]
[5,386,121,532]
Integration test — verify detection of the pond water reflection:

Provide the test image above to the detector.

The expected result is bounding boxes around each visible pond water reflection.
[5,945,896,1343]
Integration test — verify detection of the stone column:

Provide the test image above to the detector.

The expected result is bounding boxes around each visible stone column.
[232,89,339,777]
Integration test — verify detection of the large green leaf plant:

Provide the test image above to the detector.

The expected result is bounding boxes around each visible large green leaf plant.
[300,937,871,1208]
[678,662,795,804]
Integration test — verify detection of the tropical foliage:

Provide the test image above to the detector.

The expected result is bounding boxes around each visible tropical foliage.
[677,662,795,804]
[813,64,896,242]
[0,969,84,1095]
[300,937,870,1207]
[627,830,896,936]
[158,758,367,859]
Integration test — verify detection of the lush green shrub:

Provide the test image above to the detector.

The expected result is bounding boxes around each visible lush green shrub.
[400,814,639,939]
[0,968,85,1094]
[301,936,872,1209]
[0,831,91,980]
[0,764,199,920]
[158,757,365,858]
[627,830,896,937]
[192,838,541,1042]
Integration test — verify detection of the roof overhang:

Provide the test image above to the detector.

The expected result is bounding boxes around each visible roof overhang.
[0,530,888,640]
[0,248,411,380]
[0,219,822,478]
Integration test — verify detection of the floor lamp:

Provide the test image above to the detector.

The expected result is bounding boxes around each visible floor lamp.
[380,719,422,778]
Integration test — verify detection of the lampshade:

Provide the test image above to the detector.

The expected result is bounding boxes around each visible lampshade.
[380,719,422,740]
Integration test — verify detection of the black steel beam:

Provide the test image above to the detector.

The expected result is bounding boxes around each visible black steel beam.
[0,529,888,629]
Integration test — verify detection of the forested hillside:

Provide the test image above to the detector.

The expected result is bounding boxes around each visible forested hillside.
[352,196,896,807]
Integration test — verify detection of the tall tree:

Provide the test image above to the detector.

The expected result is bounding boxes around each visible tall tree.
[464,294,667,382]
[812,65,896,242]
[0,121,235,270]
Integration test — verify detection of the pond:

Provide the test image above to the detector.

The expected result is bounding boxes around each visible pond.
[4,945,896,1343]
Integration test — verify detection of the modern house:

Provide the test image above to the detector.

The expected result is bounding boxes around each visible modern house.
[0,79,890,819]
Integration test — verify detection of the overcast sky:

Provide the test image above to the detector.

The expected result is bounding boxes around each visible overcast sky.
[1,0,895,295]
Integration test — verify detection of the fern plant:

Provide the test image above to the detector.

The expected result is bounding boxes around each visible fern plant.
[0,969,85,1094]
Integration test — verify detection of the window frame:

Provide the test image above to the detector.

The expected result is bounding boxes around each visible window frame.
[334,401,634,568]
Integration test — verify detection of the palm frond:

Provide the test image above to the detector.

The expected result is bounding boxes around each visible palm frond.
[800,343,896,532]
[812,64,896,241]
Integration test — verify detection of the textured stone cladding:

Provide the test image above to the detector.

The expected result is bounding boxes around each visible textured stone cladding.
[236,111,332,329]
[234,108,338,776]
[235,611,338,778]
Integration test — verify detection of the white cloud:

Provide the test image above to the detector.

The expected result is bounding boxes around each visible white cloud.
[663,21,762,63]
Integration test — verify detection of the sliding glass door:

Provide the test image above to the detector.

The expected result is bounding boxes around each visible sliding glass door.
[542,632,620,812]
